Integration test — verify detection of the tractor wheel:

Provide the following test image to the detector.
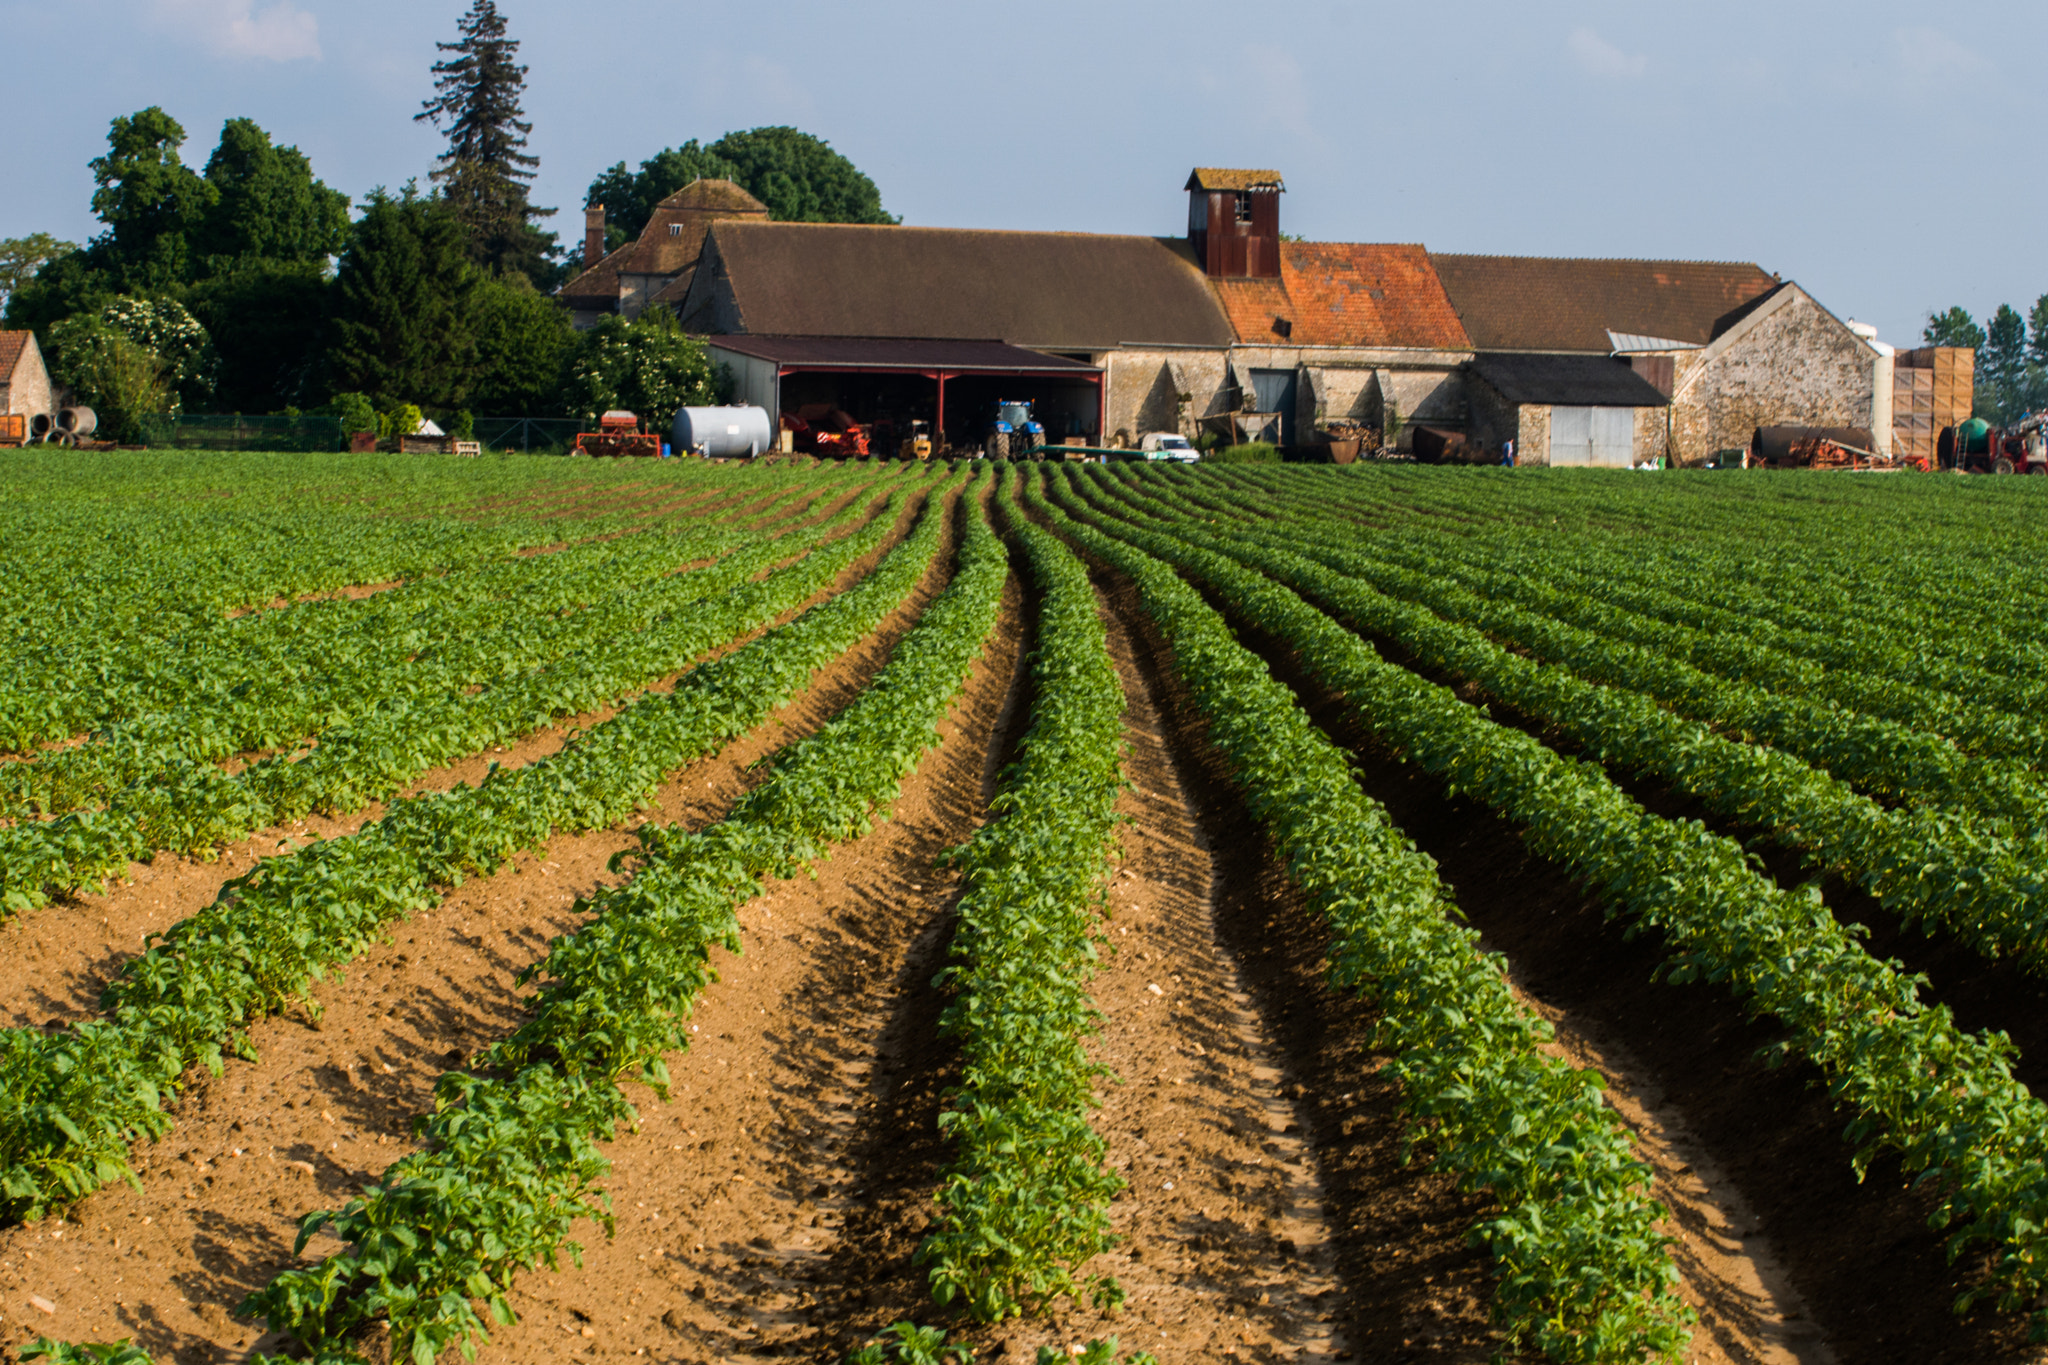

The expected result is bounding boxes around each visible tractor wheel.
[1021,433,1043,460]
[985,432,1009,461]
[1995,457,2016,475]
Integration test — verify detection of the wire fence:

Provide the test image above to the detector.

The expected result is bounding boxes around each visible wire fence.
[136,415,590,455]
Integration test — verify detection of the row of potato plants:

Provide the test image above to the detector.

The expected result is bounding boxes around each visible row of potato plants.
[1258,461,2048,664]
[1031,472,1692,1364]
[0,475,905,913]
[1346,468,2048,729]
[2,474,836,783]
[0,457,740,750]
[1347,506,2048,774]
[0,497,766,813]
[238,468,1012,1365]
[1108,468,2048,974]
[0,472,959,1222]
[1204,467,2048,827]
[1063,466,2048,1334]
[915,473,1131,1322]
[1227,465,2048,773]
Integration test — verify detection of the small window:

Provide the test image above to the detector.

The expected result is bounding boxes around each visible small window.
[1234,192,1253,224]
[669,223,683,236]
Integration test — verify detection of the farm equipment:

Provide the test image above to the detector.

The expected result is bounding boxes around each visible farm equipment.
[781,405,870,459]
[1751,425,1896,470]
[982,400,1045,459]
[574,410,663,458]
[898,419,933,461]
[1938,415,2048,474]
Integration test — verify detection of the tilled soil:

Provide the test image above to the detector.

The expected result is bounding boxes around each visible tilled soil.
[0,480,894,1030]
[0,479,954,1363]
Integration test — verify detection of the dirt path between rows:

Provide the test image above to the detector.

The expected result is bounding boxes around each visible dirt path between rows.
[0,481,895,1031]
[0,478,954,1363]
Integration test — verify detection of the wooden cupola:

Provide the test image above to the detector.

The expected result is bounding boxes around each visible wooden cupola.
[1186,168,1285,279]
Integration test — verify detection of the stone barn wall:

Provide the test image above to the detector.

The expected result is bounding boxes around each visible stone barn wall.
[1671,291,1878,463]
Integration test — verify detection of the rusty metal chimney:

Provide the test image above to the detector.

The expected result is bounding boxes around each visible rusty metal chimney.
[584,205,605,269]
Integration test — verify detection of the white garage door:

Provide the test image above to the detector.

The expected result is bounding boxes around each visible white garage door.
[1549,406,1635,467]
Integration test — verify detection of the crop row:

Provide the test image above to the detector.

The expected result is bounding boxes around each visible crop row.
[239,468,1011,1365]
[0,470,958,1222]
[1188,467,2048,829]
[1229,465,2048,767]
[0,457,738,744]
[1106,467,2048,975]
[5,475,832,791]
[1032,471,1691,1363]
[0,474,905,913]
[1061,465,2048,1334]
[916,472,1130,1322]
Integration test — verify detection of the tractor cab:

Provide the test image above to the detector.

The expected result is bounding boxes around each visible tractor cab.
[983,400,1046,459]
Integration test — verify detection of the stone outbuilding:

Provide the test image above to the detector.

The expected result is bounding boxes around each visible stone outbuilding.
[559,179,768,329]
[1432,255,1891,463]
[0,332,53,432]
[1464,353,1669,467]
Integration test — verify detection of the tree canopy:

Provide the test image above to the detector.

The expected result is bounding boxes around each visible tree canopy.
[325,187,479,410]
[584,127,894,245]
[417,0,556,282]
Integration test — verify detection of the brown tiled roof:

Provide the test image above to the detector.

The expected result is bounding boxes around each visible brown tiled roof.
[1186,168,1284,192]
[1211,242,1471,349]
[1469,352,1668,406]
[558,179,768,305]
[707,336,1098,372]
[684,222,1234,349]
[1430,254,1780,352]
[0,332,28,381]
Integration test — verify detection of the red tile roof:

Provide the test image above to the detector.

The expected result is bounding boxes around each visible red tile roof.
[1431,254,1780,351]
[0,332,27,382]
[1210,242,1472,350]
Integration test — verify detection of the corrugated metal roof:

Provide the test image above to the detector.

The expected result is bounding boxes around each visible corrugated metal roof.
[706,336,1098,372]
[1185,168,1285,192]
[686,222,1235,349]
[1432,254,1779,352]
[1607,330,1702,353]
[1469,353,1669,407]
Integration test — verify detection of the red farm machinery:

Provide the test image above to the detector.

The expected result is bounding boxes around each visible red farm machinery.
[574,410,664,458]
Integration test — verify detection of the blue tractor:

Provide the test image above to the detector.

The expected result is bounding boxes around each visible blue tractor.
[982,399,1045,459]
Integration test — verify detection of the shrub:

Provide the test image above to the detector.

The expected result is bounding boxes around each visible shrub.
[332,392,377,441]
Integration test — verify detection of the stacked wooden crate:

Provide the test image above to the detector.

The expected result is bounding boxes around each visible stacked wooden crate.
[1893,346,1973,463]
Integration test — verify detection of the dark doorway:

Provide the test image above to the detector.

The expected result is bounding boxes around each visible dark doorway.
[1250,368,1298,446]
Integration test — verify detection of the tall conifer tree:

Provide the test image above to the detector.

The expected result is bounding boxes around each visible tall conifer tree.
[415,0,556,281]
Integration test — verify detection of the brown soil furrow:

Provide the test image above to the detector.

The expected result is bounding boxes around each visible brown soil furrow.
[0,483,964,1364]
[479,577,1026,1365]
[1073,563,1491,1365]
[0,484,916,1027]
[1200,583,2042,1365]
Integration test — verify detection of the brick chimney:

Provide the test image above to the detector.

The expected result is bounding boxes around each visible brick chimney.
[584,205,606,269]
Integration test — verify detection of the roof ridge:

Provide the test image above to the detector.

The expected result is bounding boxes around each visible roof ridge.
[1432,250,1771,269]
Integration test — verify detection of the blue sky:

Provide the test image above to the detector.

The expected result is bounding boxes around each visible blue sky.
[1,0,2038,346]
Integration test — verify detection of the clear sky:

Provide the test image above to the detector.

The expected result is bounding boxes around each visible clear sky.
[1,0,2037,347]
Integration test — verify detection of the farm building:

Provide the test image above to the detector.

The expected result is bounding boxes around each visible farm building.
[1433,256,1903,463]
[559,179,768,330]
[1464,353,1669,468]
[580,166,1911,466]
[0,332,52,427]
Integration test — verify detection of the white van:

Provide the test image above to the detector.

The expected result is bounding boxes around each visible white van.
[1138,432,1199,462]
